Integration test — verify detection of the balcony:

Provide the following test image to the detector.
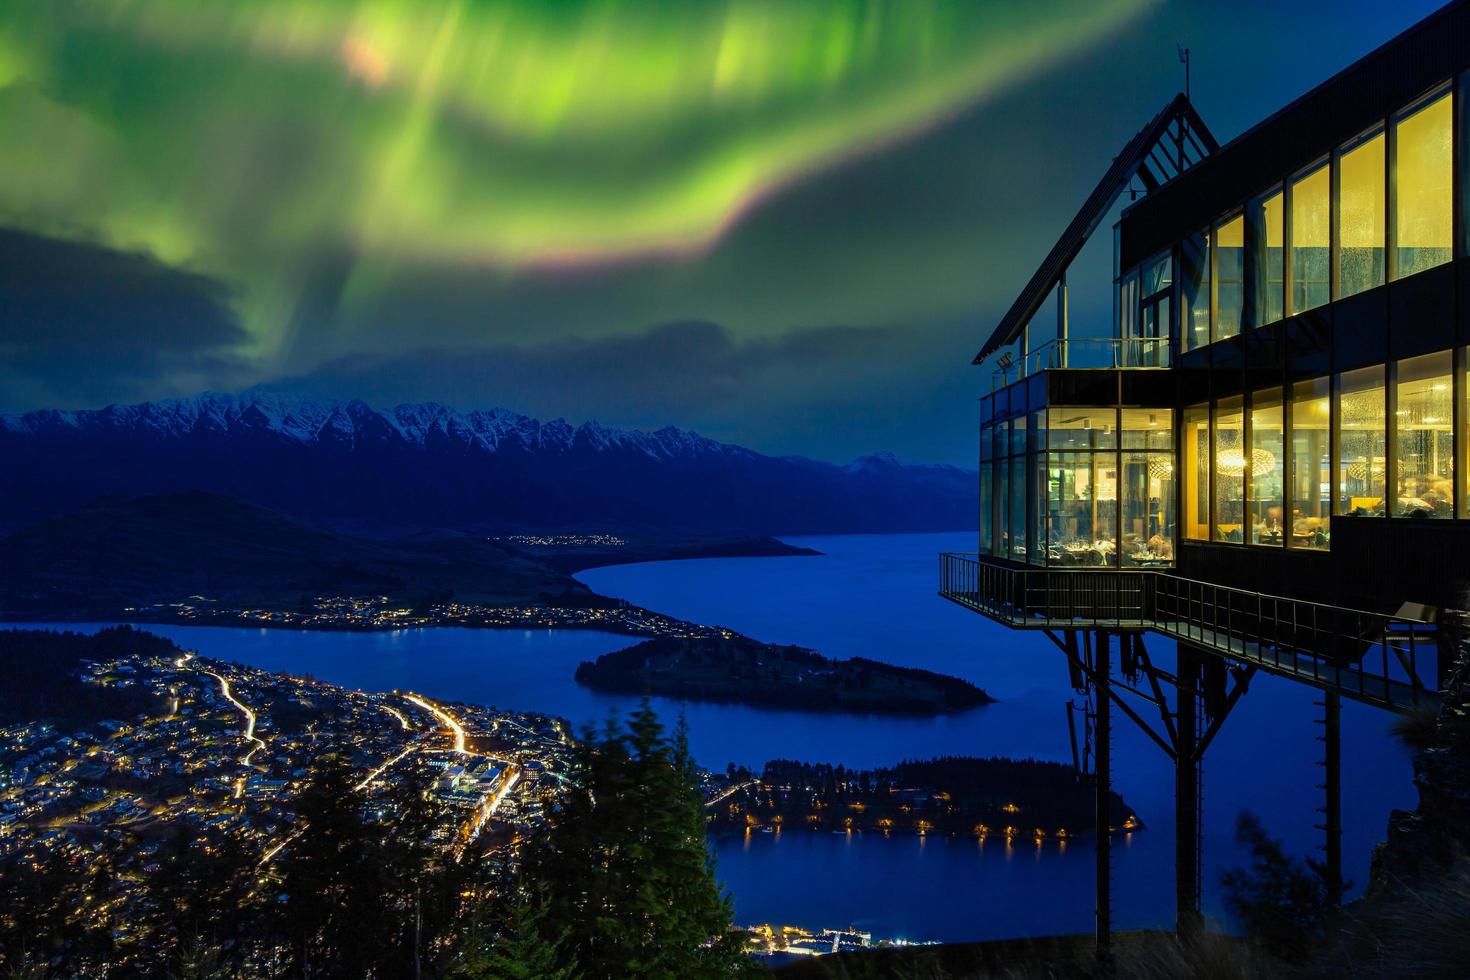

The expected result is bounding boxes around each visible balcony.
[991,337,1171,391]
[939,552,1440,712]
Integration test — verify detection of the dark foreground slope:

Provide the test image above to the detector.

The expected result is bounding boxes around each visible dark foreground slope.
[0,491,591,616]
[0,392,976,535]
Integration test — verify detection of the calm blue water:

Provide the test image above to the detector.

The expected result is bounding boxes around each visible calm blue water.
[10,531,1416,943]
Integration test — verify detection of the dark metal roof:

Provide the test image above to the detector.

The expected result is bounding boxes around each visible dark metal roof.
[1120,0,1470,272]
[974,94,1218,364]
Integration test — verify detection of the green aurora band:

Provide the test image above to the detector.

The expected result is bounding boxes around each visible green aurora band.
[0,0,1149,355]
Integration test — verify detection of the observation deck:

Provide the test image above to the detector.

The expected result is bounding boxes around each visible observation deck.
[939,552,1441,713]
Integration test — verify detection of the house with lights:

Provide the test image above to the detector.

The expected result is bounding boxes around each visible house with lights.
[941,0,1469,949]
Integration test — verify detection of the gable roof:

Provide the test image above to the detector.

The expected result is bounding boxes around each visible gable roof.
[973,93,1217,364]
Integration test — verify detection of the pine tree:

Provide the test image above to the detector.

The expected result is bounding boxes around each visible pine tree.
[521,702,754,979]
[453,882,577,980]
[276,754,394,977]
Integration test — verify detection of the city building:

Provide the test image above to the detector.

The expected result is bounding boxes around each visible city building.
[942,0,1469,954]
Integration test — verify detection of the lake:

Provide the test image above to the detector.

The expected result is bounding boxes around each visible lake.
[11,531,1417,943]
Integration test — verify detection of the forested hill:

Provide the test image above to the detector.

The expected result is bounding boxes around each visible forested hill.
[0,627,168,725]
[0,491,590,615]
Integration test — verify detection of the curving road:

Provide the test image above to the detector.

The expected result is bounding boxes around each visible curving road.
[205,670,267,797]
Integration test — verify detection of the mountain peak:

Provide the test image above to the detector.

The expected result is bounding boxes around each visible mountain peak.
[0,390,977,537]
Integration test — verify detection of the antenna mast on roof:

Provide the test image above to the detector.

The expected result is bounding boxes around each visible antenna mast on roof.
[1176,45,1191,172]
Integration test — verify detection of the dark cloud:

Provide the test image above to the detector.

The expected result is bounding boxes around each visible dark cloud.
[265,319,978,462]
[275,318,895,421]
[0,228,251,410]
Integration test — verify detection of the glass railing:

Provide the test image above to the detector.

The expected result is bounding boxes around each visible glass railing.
[991,337,1172,389]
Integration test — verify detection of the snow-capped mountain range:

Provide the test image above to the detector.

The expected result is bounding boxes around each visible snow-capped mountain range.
[0,391,976,536]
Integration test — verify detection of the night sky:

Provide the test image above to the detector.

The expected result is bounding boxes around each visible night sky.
[0,0,1440,463]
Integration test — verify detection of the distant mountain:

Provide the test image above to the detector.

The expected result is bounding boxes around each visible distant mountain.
[0,392,976,536]
[0,491,590,614]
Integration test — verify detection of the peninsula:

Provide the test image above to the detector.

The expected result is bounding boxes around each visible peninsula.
[708,757,1141,840]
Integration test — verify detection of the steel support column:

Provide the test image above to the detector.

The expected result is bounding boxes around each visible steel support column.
[1175,644,1203,934]
[1320,690,1343,907]
[1093,631,1113,968]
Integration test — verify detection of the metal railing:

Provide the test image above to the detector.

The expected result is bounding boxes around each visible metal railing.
[939,552,1438,712]
[991,337,1172,389]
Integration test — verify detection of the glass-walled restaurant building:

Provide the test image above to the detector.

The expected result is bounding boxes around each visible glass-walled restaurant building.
[977,4,1470,611]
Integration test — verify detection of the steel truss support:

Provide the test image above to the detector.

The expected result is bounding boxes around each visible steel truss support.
[1045,630,1256,936]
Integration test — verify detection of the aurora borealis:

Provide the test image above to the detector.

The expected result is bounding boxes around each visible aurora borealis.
[0,0,1440,462]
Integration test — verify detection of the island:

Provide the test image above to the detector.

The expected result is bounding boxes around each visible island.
[574,635,993,715]
[707,757,1141,840]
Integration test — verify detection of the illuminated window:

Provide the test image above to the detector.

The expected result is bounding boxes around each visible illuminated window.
[1029,412,1046,564]
[1048,408,1116,450]
[1213,396,1245,542]
[1337,129,1385,298]
[1048,453,1116,567]
[1246,188,1284,327]
[1121,452,1174,567]
[1392,90,1452,279]
[1214,215,1244,340]
[1394,351,1453,518]
[1180,230,1210,352]
[1249,389,1284,545]
[1183,405,1210,540]
[1289,379,1331,550]
[1462,69,1470,258]
[1121,408,1172,450]
[1120,409,1173,567]
[1290,164,1330,312]
[1336,366,1386,516]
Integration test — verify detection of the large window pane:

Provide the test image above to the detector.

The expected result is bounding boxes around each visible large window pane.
[1030,449,1047,565]
[997,457,1010,557]
[1462,69,1470,259]
[1048,408,1116,450]
[1289,379,1331,550]
[1291,164,1330,312]
[1246,188,1284,327]
[1008,455,1026,560]
[1213,396,1245,542]
[1337,366,1386,516]
[1214,215,1244,340]
[1117,271,1139,350]
[1026,412,1045,562]
[1393,90,1452,279]
[1122,408,1172,450]
[1184,405,1210,540]
[1249,389,1285,545]
[1338,130,1386,298]
[1395,351,1453,517]
[1048,453,1116,567]
[1121,452,1174,567]
[979,460,994,555]
[1009,415,1028,455]
[1181,230,1210,352]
